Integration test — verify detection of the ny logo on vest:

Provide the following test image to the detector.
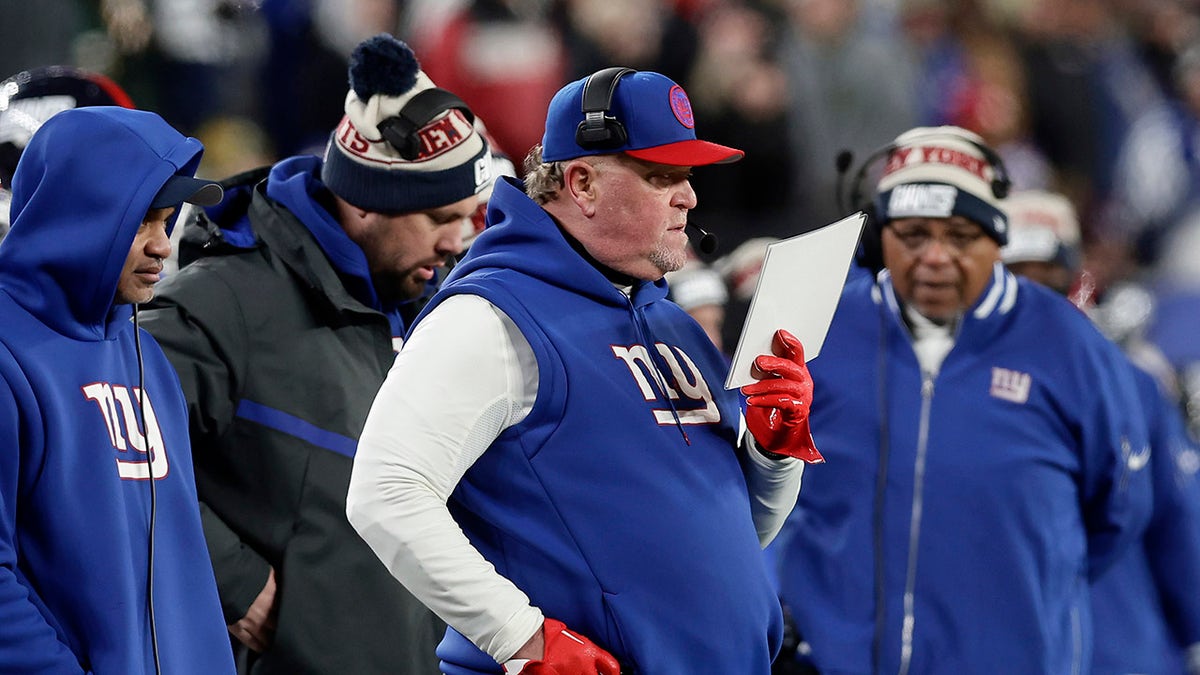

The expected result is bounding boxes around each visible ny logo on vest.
[611,343,720,425]
[989,367,1031,404]
[82,383,169,480]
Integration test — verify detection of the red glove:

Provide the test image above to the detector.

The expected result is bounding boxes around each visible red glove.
[740,329,824,463]
[503,619,621,675]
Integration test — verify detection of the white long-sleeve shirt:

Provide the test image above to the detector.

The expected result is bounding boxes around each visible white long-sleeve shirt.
[346,293,804,663]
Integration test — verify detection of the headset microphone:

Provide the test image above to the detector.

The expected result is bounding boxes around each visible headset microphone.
[835,149,854,173]
[834,149,854,213]
[686,221,719,255]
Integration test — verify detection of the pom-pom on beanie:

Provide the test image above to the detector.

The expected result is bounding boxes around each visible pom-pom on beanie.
[321,34,491,214]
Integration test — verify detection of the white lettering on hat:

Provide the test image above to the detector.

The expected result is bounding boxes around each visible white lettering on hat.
[888,184,957,217]
[474,154,492,190]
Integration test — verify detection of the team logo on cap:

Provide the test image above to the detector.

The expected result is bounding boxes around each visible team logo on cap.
[884,145,989,182]
[888,184,957,217]
[669,85,694,129]
[334,110,474,166]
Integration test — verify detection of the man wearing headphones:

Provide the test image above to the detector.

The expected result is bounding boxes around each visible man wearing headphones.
[772,126,1153,673]
[138,35,490,673]
[346,68,823,674]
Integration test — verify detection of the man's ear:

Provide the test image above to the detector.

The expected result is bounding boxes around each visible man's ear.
[562,160,598,216]
[329,193,373,239]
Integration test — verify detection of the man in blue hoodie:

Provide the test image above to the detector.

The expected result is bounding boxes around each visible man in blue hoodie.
[139,34,497,674]
[347,67,824,674]
[0,106,233,674]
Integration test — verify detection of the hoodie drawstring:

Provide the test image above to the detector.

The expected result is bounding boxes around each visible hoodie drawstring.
[626,296,692,446]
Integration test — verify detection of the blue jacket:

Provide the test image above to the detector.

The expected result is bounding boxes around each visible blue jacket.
[1091,364,1200,674]
[775,267,1152,674]
[428,178,783,674]
[0,108,234,674]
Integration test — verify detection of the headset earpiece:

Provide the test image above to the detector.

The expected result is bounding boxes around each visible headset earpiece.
[967,139,1012,200]
[845,143,897,216]
[839,142,897,275]
[575,67,637,150]
[854,204,885,274]
[376,88,475,160]
[988,163,1011,200]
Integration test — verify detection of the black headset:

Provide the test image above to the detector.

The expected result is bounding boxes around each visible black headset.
[376,88,475,160]
[575,67,637,150]
[838,132,1012,273]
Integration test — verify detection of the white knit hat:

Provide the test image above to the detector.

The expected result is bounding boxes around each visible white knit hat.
[874,126,1009,244]
[1000,190,1080,270]
[321,34,491,213]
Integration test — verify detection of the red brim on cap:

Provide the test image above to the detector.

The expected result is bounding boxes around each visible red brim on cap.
[626,139,744,167]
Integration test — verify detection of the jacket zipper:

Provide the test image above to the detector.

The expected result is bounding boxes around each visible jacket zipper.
[898,374,935,675]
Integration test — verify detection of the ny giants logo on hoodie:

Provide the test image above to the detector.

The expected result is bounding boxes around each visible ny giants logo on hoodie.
[82,382,169,480]
[611,343,720,424]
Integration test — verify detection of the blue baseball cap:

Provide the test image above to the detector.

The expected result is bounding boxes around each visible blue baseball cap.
[541,70,744,167]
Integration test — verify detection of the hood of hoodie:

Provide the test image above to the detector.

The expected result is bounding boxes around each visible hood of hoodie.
[448,177,670,308]
[0,106,205,340]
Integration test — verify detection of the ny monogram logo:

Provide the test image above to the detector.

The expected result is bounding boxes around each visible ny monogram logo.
[611,343,720,425]
[82,382,169,480]
[989,367,1031,404]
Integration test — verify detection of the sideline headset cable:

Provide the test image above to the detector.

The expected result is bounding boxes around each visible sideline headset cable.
[132,304,162,675]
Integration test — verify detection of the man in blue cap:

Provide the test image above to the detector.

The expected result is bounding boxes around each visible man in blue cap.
[347,67,824,674]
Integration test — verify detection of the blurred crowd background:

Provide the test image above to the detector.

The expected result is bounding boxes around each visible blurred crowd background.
[4,0,1200,430]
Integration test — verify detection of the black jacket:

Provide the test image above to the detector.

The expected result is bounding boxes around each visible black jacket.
[142,167,443,674]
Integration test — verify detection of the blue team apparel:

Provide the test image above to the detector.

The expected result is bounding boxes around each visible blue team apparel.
[423,177,783,674]
[775,268,1152,674]
[1090,365,1200,674]
[0,107,234,674]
